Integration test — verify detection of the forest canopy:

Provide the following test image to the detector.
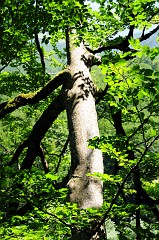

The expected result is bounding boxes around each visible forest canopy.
[0,0,159,239]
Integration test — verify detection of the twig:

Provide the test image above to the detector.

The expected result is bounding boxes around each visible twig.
[127,115,150,142]
[55,136,69,173]
[0,143,9,153]
[38,145,49,173]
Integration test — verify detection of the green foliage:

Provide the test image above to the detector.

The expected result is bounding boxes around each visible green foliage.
[1,0,159,239]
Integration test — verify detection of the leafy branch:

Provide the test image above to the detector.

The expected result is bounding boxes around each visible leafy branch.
[90,134,159,239]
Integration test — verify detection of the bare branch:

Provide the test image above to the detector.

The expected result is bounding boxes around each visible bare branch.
[55,136,69,173]
[35,32,45,72]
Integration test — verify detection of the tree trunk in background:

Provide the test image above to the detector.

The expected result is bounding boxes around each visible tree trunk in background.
[65,42,104,239]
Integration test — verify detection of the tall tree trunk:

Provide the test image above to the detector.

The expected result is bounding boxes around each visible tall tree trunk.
[65,42,104,239]
[66,42,103,209]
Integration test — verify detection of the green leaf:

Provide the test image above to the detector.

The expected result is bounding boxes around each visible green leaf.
[45,173,59,181]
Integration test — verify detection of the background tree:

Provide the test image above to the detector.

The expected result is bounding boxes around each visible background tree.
[0,0,159,239]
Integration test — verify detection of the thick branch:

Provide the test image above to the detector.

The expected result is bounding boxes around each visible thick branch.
[133,166,159,219]
[0,70,71,119]
[88,22,159,55]
[21,91,66,170]
[95,84,109,104]
[139,24,159,42]
[111,110,126,136]
[9,91,66,170]
[8,140,28,166]
[87,26,134,54]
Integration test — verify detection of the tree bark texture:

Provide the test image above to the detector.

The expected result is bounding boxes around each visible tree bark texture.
[65,43,103,209]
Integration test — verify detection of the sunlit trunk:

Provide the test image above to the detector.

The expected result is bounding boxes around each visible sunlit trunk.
[64,42,104,239]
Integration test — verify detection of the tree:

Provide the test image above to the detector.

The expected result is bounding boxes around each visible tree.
[0,0,159,239]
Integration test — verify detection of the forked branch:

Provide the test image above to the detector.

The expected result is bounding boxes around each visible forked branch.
[8,92,66,170]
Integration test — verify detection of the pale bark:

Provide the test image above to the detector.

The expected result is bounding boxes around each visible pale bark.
[66,43,103,209]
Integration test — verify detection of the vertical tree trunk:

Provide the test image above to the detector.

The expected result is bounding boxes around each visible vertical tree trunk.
[64,42,104,239]
[66,43,103,209]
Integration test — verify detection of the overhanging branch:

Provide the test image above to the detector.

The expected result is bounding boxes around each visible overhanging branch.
[87,22,159,55]
[0,70,71,119]
[140,24,159,42]
[87,25,135,54]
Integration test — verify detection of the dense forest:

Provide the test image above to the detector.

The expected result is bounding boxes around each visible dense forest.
[0,0,159,239]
